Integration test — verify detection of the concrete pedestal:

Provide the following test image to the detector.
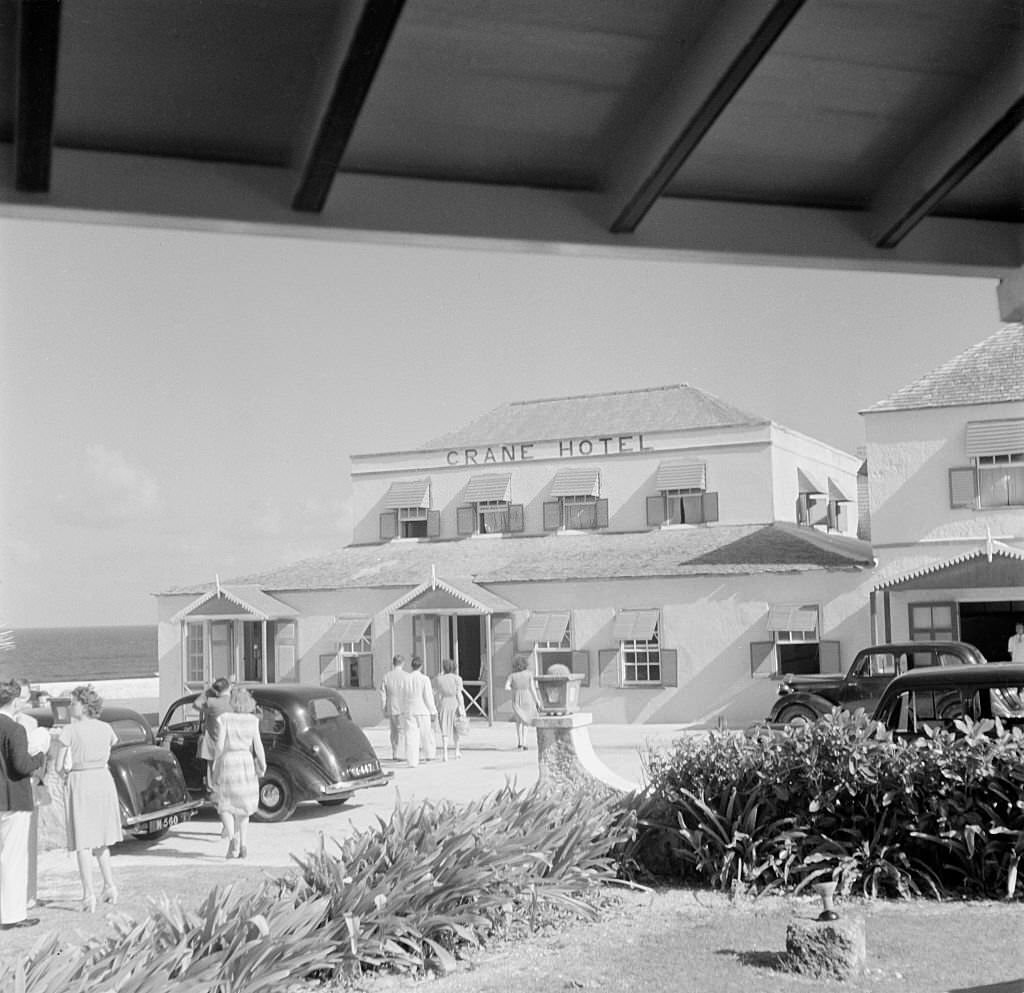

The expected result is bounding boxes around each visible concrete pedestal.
[535,712,640,800]
[785,917,866,980]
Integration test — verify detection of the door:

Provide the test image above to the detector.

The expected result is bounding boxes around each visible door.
[959,601,1024,662]
[210,621,234,682]
[841,648,905,713]
[413,614,441,677]
[455,615,488,717]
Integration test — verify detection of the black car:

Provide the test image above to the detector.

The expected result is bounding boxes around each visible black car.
[30,701,202,841]
[768,640,988,724]
[156,684,392,822]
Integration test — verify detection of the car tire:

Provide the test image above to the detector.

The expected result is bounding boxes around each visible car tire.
[254,768,297,823]
[317,797,350,808]
[777,704,819,724]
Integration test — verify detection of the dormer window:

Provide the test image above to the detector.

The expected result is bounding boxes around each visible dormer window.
[646,460,718,526]
[456,474,525,535]
[380,478,440,539]
[543,468,608,531]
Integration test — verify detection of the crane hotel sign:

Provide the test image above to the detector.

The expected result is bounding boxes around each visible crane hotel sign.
[445,433,655,466]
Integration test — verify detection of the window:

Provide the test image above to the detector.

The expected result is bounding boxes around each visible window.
[258,705,287,736]
[456,500,525,535]
[751,604,839,677]
[163,700,201,734]
[598,612,677,688]
[543,495,609,531]
[622,622,661,684]
[186,624,206,684]
[321,619,372,689]
[647,461,719,526]
[909,603,955,641]
[956,419,1024,509]
[978,454,1024,508]
[380,479,439,538]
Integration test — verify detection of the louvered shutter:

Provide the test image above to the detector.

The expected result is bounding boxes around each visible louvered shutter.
[701,492,719,523]
[595,498,609,528]
[456,505,476,535]
[379,510,398,539]
[543,501,561,530]
[810,496,828,525]
[949,467,977,508]
[571,649,590,687]
[646,495,666,526]
[508,504,525,532]
[426,510,441,537]
[660,649,677,687]
[750,641,775,678]
[819,641,841,674]
[598,648,619,687]
[275,622,297,682]
[682,493,703,523]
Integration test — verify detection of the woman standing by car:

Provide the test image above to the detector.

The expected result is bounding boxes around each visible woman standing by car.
[434,658,467,762]
[57,685,121,912]
[195,678,231,797]
[212,687,266,859]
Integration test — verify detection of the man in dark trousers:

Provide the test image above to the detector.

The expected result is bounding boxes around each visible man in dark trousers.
[0,678,45,929]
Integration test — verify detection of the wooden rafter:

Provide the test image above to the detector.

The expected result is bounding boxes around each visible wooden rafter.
[606,0,807,234]
[292,0,406,213]
[15,0,62,193]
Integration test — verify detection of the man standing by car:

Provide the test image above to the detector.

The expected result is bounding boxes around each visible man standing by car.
[1010,622,1024,662]
[399,656,437,768]
[380,655,407,762]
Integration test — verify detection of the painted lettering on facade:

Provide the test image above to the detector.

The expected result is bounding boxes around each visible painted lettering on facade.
[445,434,652,466]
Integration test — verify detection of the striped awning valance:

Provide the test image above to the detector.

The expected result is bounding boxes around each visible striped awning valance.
[767,605,818,633]
[383,478,431,509]
[520,611,571,646]
[464,473,512,503]
[550,467,600,498]
[965,419,1024,458]
[611,609,660,641]
[655,460,706,490]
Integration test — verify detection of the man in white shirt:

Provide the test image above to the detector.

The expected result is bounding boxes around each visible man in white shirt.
[379,655,407,762]
[397,656,437,767]
[1009,622,1024,662]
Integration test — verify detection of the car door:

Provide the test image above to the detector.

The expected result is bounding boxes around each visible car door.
[156,698,205,793]
[839,650,901,713]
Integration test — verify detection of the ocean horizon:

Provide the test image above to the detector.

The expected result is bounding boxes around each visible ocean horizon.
[1,625,158,683]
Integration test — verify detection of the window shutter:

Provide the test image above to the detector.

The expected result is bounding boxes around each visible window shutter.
[827,502,838,530]
[660,649,678,687]
[810,496,828,525]
[595,498,609,528]
[571,649,590,687]
[426,510,441,537]
[949,466,977,508]
[819,641,841,674]
[681,493,703,523]
[543,501,561,530]
[750,641,775,678]
[379,510,398,540]
[701,491,719,523]
[836,502,849,533]
[508,504,525,532]
[646,495,666,527]
[598,648,619,687]
[456,505,476,535]
[276,622,297,682]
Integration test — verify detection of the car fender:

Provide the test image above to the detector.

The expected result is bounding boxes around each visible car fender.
[259,744,327,803]
[769,691,834,721]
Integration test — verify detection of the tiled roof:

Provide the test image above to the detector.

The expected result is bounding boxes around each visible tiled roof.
[863,324,1024,413]
[163,524,873,596]
[423,384,768,448]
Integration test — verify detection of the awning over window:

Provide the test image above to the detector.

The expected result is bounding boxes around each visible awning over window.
[797,469,825,496]
[767,605,818,633]
[464,473,512,503]
[332,617,370,643]
[612,609,660,641]
[383,478,431,509]
[655,460,706,490]
[965,418,1024,457]
[550,467,600,498]
[828,477,852,502]
[520,611,571,646]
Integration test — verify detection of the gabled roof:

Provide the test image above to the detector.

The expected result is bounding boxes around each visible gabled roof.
[874,540,1024,591]
[162,524,873,597]
[423,384,767,449]
[863,324,1024,413]
[170,584,299,622]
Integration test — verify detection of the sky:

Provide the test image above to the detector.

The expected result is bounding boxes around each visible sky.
[0,215,1003,628]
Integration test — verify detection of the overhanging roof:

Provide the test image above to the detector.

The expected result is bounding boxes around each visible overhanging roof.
[875,541,1024,591]
[1,1,1021,301]
[387,575,518,614]
[170,584,299,622]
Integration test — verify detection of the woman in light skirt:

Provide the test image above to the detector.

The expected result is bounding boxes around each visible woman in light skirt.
[212,686,266,859]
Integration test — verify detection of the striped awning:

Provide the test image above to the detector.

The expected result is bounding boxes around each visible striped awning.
[655,460,706,491]
[332,617,370,643]
[828,477,852,502]
[520,611,571,646]
[611,609,660,641]
[550,467,600,498]
[965,419,1024,457]
[464,473,512,503]
[797,468,825,496]
[767,605,819,633]
[383,478,431,509]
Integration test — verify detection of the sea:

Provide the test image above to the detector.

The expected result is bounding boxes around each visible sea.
[2,626,158,683]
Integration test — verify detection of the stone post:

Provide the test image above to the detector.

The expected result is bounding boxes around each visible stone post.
[534,712,640,801]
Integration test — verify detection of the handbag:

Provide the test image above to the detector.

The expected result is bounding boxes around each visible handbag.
[32,780,52,807]
[454,714,470,738]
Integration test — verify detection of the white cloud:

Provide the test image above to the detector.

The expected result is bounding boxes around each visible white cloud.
[55,444,162,527]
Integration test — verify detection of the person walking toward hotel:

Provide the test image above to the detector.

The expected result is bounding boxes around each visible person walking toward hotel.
[400,656,437,767]
[0,679,45,930]
[57,685,122,912]
[434,658,467,762]
[196,677,232,793]
[1009,622,1024,662]
[380,655,407,762]
[213,686,266,860]
[13,680,51,913]
[505,657,541,751]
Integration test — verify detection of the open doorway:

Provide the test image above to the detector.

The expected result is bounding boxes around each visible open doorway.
[959,601,1024,662]
[455,616,481,681]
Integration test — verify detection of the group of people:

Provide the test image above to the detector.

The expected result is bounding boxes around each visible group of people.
[0,680,122,929]
[380,655,469,765]
[194,679,266,860]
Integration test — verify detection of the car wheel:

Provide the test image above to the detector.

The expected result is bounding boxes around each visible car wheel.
[777,704,819,724]
[254,768,297,823]
[317,797,350,808]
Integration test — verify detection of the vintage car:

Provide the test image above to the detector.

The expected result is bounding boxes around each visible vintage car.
[156,684,392,822]
[768,640,988,724]
[29,700,202,841]
[873,662,1024,737]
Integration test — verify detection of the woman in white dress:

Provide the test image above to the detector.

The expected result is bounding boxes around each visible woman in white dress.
[212,686,266,859]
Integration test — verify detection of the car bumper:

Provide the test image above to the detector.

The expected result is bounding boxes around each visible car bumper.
[124,799,203,831]
[320,770,393,798]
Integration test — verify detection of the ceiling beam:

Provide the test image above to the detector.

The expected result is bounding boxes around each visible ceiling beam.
[871,36,1024,250]
[292,0,406,213]
[604,0,808,234]
[15,0,62,193]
